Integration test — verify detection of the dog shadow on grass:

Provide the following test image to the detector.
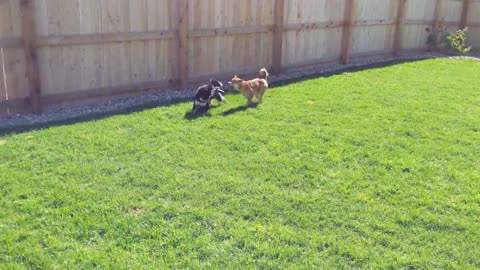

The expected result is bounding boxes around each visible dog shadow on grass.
[183,103,228,120]
[184,110,213,120]
[222,103,259,116]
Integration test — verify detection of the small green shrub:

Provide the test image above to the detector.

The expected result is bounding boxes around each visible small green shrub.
[425,21,471,55]
[445,28,471,54]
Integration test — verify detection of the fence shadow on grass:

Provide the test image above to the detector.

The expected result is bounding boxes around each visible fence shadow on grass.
[0,97,191,136]
[0,58,430,136]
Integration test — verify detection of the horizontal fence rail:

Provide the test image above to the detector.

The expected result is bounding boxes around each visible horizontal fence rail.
[0,0,479,116]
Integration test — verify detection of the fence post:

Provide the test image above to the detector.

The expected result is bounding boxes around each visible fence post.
[432,0,443,30]
[177,0,189,90]
[272,0,285,74]
[393,0,407,56]
[20,0,41,113]
[459,0,470,29]
[430,0,443,50]
[341,0,354,65]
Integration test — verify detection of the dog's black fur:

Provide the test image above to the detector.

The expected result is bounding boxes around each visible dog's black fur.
[192,80,227,113]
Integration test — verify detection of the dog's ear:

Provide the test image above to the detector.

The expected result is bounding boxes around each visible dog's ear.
[210,79,223,88]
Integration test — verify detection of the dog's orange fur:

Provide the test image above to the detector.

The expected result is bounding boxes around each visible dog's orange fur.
[229,68,269,106]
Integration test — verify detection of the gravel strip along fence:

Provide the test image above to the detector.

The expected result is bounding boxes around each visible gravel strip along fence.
[0,52,478,135]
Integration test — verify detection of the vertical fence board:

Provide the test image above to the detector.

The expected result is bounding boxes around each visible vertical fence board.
[102,0,131,87]
[263,0,274,69]
[0,1,10,105]
[341,0,355,64]
[20,0,41,112]
[207,0,219,75]
[467,1,480,49]
[272,0,285,73]
[0,48,6,107]
[432,0,443,30]
[147,0,163,81]
[44,0,65,94]
[167,0,178,82]
[35,0,51,95]
[129,0,148,84]
[393,0,407,55]
[1,0,29,104]
[459,0,470,29]
[178,0,188,88]
[79,0,103,90]
[162,0,176,82]
[62,0,83,94]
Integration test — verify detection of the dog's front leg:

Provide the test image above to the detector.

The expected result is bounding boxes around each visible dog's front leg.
[245,92,254,106]
[192,101,197,113]
[247,97,254,106]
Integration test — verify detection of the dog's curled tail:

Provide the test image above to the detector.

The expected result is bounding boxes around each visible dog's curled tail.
[259,68,269,81]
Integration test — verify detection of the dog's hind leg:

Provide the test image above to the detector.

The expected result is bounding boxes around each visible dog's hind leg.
[257,89,266,103]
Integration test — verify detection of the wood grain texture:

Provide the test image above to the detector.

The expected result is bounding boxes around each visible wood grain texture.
[178,0,188,89]
[20,0,41,113]
[1,0,29,106]
[283,0,345,68]
[341,0,355,64]
[0,48,5,104]
[393,0,407,55]
[459,0,470,28]
[351,0,397,56]
[467,1,480,49]
[272,0,285,74]
[403,0,436,50]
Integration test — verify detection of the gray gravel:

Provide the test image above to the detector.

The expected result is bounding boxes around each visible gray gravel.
[1,51,478,134]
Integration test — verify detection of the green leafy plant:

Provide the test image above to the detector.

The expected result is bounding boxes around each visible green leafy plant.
[445,28,471,54]
[426,20,471,54]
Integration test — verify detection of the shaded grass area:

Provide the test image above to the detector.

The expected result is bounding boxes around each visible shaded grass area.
[1,59,479,268]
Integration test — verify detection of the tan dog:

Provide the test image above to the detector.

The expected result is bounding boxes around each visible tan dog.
[228,68,269,106]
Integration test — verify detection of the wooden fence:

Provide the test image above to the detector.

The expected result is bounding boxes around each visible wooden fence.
[0,0,479,115]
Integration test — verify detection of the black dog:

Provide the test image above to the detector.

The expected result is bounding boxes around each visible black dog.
[192,80,228,113]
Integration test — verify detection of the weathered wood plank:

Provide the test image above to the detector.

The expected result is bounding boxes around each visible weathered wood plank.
[341,0,355,65]
[177,0,188,89]
[272,0,285,74]
[36,31,176,47]
[0,37,23,48]
[190,25,272,38]
[20,0,41,113]
[393,0,407,55]
[459,0,470,29]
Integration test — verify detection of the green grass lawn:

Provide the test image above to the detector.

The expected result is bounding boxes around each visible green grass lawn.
[1,59,479,269]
